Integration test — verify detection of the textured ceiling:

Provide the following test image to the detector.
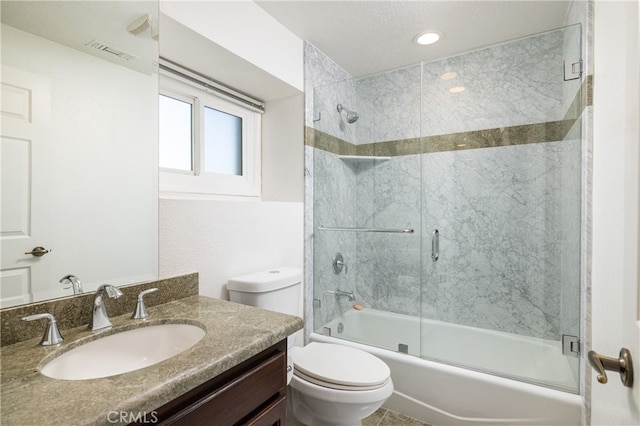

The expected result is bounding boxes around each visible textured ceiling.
[257,0,572,77]
[2,1,573,83]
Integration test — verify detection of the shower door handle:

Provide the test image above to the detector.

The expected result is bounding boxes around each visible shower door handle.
[431,229,439,262]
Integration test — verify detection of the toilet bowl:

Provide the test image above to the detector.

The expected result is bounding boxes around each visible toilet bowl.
[227,268,393,426]
[288,343,393,426]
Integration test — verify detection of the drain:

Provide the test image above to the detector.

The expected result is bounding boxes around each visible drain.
[337,322,344,334]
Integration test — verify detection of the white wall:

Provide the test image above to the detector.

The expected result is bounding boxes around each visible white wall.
[158,2,306,303]
[262,93,305,202]
[160,1,303,92]
[159,199,303,299]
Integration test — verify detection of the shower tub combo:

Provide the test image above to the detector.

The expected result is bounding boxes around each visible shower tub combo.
[308,20,585,426]
[313,308,581,425]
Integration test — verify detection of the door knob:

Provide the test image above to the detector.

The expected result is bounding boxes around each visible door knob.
[24,246,50,257]
[587,347,634,388]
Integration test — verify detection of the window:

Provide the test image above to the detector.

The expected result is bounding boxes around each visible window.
[159,67,262,197]
[159,93,192,171]
[203,106,242,176]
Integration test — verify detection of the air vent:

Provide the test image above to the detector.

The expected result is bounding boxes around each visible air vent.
[84,40,137,61]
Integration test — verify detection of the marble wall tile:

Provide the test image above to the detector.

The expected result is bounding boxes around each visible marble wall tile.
[355,156,422,316]
[314,79,358,144]
[304,42,352,128]
[306,42,358,144]
[312,148,358,328]
[421,29,569,137]
[356,65,421,144]
[419,140,581,339]
[580,104,593,425]
[304,42,357,337]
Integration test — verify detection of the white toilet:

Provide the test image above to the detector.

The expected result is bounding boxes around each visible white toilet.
[227,267,393,426]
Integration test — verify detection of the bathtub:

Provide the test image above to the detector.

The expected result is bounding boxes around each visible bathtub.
[311,308,582,425]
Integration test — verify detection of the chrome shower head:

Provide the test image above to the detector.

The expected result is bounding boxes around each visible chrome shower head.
[337,104,359,124]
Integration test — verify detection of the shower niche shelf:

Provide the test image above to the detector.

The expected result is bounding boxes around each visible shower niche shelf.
[338,155,391,162]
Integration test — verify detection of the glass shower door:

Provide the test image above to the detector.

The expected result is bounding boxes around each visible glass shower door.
[312,67,423,355]
[420,24,583,393]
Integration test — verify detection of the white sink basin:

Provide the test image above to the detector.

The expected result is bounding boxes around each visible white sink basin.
[41,323,206,380]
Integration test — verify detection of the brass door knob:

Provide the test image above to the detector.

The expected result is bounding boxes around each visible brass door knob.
[588,348,634,388]
[24,246,49,257]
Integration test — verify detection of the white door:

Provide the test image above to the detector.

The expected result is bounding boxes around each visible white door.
[1,65,52,307]
[591,1,640,424]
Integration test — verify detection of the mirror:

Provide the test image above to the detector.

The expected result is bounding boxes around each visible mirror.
[1,1,158,308]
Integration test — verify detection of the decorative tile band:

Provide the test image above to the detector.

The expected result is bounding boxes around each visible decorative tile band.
[307,119,577,157]
[305,126,355,155]
[306,75,593,157]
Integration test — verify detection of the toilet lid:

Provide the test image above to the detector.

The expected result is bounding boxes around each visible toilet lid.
[291,343,390,391]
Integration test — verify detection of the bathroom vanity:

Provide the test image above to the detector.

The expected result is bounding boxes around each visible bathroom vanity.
[0,296,303,425]
[147,340,287,425]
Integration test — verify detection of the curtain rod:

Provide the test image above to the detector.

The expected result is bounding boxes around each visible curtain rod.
[159,57,266,113]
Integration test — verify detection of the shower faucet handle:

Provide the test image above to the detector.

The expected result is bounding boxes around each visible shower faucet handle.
[333,253,348,275]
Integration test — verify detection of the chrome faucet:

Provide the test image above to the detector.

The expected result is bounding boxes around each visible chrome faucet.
[131,287,159,319]
[60,274,83,294]
[331,289,356,301]
[89,284,123,331]
[22,313,64,346]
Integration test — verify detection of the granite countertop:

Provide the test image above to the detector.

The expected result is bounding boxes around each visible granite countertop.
[0,295,304,426]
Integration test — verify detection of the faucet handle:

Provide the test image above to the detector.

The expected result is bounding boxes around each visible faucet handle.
[132,287,159,319]
[333,253,348,275]
[22,313,64,346]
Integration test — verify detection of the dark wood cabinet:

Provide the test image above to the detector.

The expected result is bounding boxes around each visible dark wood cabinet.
[135,340,287,426]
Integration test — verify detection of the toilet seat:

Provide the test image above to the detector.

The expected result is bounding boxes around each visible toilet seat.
[291,342,391,391]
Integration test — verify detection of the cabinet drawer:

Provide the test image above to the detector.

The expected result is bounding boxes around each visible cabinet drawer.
[246,395,287,426]
[161,349,286,425]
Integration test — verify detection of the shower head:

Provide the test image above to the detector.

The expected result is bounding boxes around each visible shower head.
[337,104,359,124]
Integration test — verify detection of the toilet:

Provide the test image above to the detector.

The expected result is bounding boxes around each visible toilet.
[227,267,393,426]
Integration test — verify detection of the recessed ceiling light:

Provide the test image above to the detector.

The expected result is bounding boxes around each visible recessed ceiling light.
[440,72,458,80]
[449,86,465,93]
[415,31,442,46]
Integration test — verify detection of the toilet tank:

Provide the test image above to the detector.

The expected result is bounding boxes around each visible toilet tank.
[227,267,302,317]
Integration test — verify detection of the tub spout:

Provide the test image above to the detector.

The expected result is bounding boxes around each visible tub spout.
[330,289,355,302]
